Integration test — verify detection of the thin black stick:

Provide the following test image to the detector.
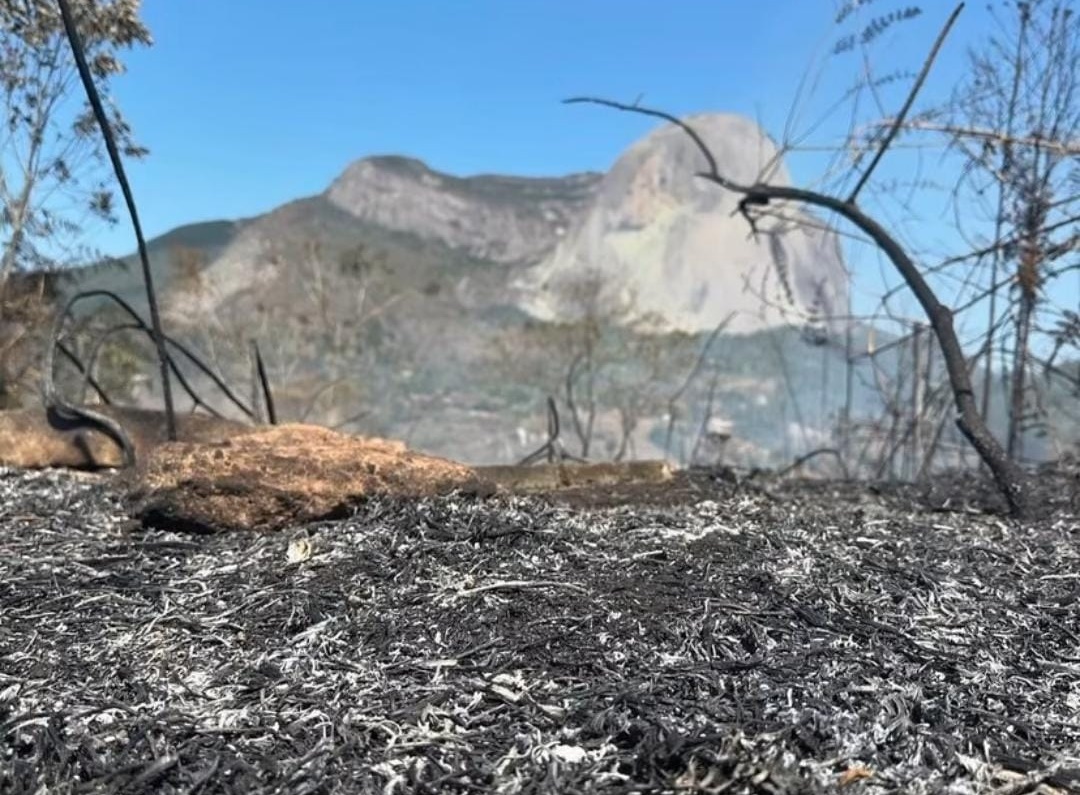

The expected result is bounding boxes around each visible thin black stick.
[518,397,560,466]
[56,0,176,441]
[252,340,277,425]
[57,341,112,405]
[517,396,586,466]
[776,447,851,480]
[847,3,965,203]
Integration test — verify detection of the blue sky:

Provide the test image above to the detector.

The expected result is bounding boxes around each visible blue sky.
[99,1,985,249]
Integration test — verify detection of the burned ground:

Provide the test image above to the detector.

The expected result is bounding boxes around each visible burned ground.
[0,464,1078,794]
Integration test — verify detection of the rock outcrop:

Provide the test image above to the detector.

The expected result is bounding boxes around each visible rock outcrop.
[523,113,849,334]
[325,156,601,264]
[71,117,849,338]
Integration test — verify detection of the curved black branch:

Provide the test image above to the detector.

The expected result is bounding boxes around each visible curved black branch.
[776,447,851,480]
[50,287,254,427]
[52,289,255,421]
[56,0,176,440]
[545,394,560,449]
[78,321,226,420]
[518,396,562,466]
[43,295,136,467]
[518,396,585,466]
[57,341,112,406]
[565,11,1038,516]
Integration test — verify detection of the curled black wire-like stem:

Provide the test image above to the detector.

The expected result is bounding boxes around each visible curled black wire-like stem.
[77,321,226,420]
[43,295,136,467]
[56,289,255,421]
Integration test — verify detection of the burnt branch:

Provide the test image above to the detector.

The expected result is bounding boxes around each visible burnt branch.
[77,321,226,420]
[564,6,1039,516]
[517,396,584,466]
[847,3,964,203]
[776,447,851,480]
[56,0,176,441]
[43,295,135,467]
[47,289,256,424]
[57,341,111,406]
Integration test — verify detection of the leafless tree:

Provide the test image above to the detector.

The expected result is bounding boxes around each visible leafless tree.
[855,1,1079,467]
[939,0,1077,461]
[170,239,404,430]
[568,3,1042,515]
[494,267,697,461]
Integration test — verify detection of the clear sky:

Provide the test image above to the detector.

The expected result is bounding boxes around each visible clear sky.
[98,1,984,249]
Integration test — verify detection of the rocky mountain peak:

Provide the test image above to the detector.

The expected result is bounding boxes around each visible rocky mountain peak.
[324,154,601,264]
[524,113,849,333]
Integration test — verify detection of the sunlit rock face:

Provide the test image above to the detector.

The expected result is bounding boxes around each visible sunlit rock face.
[325,155,601,265]
[523,113,849,333]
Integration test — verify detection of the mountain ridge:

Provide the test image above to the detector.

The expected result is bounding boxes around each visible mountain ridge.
[323,154,602,266]
[64,113,848,339]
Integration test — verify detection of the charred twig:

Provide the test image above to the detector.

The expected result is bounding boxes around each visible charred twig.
[847,3,964,203]
[453,580,589,598]
[564,352,595,458]
[518,397,560,466]
[57,341,112,406]
[776,447,851,480]
[43,296,135,467]
[57,0,176,441]
[77,321,226,420]
[53,289,255,421]
[517,396,584,466]
[252,339,277,425]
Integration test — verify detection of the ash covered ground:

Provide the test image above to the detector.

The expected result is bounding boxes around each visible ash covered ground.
[1,464,1078,794]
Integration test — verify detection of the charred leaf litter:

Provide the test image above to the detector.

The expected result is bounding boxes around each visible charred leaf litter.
[0,463,1078,794]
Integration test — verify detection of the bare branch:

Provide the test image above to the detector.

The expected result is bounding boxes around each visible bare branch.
[42,294,135,467]
[847,3,965,203]
[875,120,1080,156]
[776,447,850,480]
[56,0,176,441]
[567,84,1037,514]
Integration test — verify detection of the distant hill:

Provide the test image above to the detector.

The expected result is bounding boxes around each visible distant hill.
[53,219,246,315]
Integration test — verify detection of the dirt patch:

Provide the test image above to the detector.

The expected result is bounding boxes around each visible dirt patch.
[0,464,1078,793]
[126,424,489,533]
